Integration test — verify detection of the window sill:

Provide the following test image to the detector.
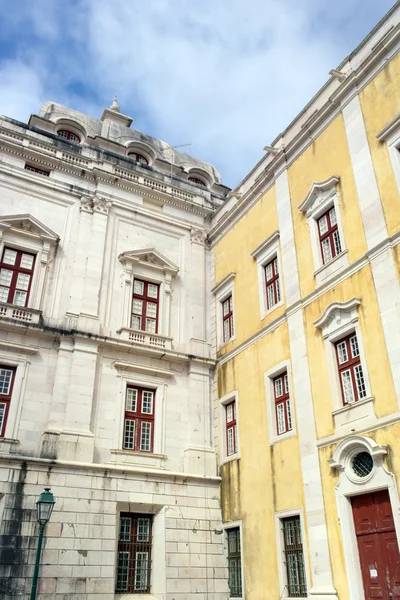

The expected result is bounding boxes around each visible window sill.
[261,299,284,321]
[117,327,172,350]
[270,429,296,446]
[220,452,240,466]
[314,250,349,286]
[218,335,236,350]
[332,395,376,432]
[109,449,168,469]
[0,303,42,325]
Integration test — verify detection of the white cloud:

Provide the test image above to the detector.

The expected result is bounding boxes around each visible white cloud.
[0,0,395,185]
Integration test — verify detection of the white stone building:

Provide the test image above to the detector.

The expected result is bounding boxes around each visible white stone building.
[0,99,230,600]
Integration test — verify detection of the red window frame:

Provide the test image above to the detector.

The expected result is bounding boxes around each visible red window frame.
[273,372,292,435]
[222,295,234,342]
[265,257,280,310]
[131,280,160,333]
[0,247,36,307]
[123,386,155,452]
[225,401,237,456]
[0,365,16,438]
[57,130,81,143]
[318,207,341,265]
[24,164,50,177]
[116,513,152,593]
[128,152,148,166]
[335,333,367,406]
[188,177,206,187]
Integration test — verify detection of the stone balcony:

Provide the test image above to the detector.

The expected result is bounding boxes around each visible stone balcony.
[117,327,173,350]
[0,303,42,325]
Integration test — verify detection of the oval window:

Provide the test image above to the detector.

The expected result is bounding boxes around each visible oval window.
[128,152,148,166]
[188,177,206,187]
[57,130,81,143]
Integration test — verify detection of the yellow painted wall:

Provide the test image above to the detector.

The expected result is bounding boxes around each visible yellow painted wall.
[287,113,368,298]
[214,185,282,353]
[359,52,400,237]
[217,322,311,597]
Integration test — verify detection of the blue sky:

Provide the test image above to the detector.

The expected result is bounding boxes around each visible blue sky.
[0,0,395,187]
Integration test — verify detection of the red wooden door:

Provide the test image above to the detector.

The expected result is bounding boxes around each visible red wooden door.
[352,490,400,599]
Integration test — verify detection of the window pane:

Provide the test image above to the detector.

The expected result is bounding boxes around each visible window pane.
[16,273,30,291]
[227,426,235,456]
[145,318,156,333]
[230,315,234,337]
[333,230,342,255]
[284,373,289,394]
[134,280,144,295]
[0,269,12,286]
[223,298,231,316]
[275,276,281,303]
[286,400,293,431]
[226,404,233,423]
[0,287,9,303]
[282,517,307,598]
[350,335,359,358]
[277,403,286,434]
[134,552,149,591]
[21,253,34,269]
[275,377,283,398]
[140,422,152,451]
[355,364,367,399]
[273,257,278,275]
[13,291,27,307]
[265,262,273,281]
[116,552,129,591]
[124,419,135,449]
[0,403,5,435]
[132,299,143,314]
[119,517,131,541]
[341,370,355,404]
[223,318,230,342]
[321,238,332,263]
[131,315,142,330]
[146,302,157,318]
[0,369,12,395]
[147,284,158,298]
[336,341,348,364]
[329,207,337,226]
[267,283,275,308]
[3,249,17,265]
[137,518,150,542]
[227,528,242,597]
[142,391,153,414]
[319,215,328,235]
[126,388,137,412]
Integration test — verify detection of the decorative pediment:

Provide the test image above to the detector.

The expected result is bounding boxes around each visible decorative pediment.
[119,248,179,275]
[314,298,361,332]
[0,214,59,242]
[299,175,340,215]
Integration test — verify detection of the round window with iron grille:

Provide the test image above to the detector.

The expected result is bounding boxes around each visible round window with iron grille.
[351,452,373,478]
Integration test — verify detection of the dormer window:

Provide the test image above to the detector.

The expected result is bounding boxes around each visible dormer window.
[188,177,206,187]
[57,130,80,143]
[128,152,148,166]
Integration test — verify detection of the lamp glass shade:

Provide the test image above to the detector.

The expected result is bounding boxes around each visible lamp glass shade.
[36,488,55,525]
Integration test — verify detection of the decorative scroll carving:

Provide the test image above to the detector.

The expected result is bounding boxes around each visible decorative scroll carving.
[190,227,207,244]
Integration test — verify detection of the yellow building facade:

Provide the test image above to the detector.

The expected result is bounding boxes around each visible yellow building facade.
[210,4,400,600]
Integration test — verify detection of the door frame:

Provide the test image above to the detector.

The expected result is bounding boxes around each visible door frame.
[329,436,400,600]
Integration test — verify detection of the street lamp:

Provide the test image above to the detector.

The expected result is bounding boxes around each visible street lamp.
[30,488,56,600]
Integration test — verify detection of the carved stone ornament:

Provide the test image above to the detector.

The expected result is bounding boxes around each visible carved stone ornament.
[190,227,207,244]
[20,221,32,231]
[80,195,95,213]
[80,195,112,215]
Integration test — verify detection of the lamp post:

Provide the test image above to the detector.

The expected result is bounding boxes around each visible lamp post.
[30,488,55,600]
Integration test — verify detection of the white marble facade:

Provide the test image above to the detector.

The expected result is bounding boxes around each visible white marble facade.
[0,101,230,600]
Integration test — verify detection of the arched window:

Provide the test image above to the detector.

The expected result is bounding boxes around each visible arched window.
[128,152,148,166]
[188,177,206,187]
[57,130,81,143]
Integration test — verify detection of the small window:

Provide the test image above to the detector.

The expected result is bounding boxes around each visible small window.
[225,401,237,457]
[281,516,307,597]
[24,164,50,177]
[222,295,234,343]
[0,366,16,438]
[318,207,342,265]
[273,372,292,435]
[123,386,155,452]
[0,247,36,307]
[57,130,80,143]
[188,177,206,187]
[227,527,242,598]
[116,513,152,593]
[128,152,148,166]
[131,280,160,333]
[265,257,281,310]
[335,333,367,405]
